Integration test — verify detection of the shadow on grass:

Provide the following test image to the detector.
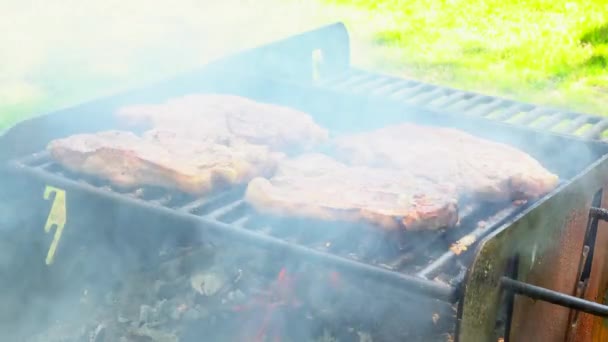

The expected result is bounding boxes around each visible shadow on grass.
[536,24,608,85]
[581,23,608,46]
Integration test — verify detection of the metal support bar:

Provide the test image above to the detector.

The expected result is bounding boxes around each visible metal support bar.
[501,276,608,317]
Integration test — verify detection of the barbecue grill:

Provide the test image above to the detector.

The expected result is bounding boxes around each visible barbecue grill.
[3,22,608,341]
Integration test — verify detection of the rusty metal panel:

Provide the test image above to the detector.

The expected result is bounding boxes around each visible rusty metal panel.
[458,155,608,342]
[571,188,608,342]
[509,206,588,341]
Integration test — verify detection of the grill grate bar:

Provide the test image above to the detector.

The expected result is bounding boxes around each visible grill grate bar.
[381,204,482,273]
[179,197,214,212]
[38,162,54,170]
[583,119,608,140]
[206,199,244,220]
[534,112,571,130]
[322,70,608,142]
[390,84,434,101]
[443,95,489,112]
[371,80,417,96]
[428,92,473,108]
[492,104,533,121]
[149,196,173,206]
[233,215,251,228]
[406,88,449,106]
[512,108,555,126]
[178,192,230,213]
[330,73,379,90]
[15,151,49,167]
[556,115,592,134]
[468,99,508,117]
[350,76,397,93]
[416,202,525,279]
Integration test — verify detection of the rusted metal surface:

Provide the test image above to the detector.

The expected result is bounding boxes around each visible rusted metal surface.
[458,155,608,342]
[571,189,608,341]
[508,205,588,341]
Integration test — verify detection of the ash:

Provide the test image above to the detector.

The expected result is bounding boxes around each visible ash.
[19,240,456,342]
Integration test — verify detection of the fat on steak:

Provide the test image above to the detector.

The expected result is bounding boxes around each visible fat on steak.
[334,123,559,202]
[47,130,283,195]
[115,94,329,152]
[245,153,459,231]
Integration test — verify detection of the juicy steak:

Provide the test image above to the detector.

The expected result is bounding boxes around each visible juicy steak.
[334,123,559,202]
[245,153,459,231]
[115,94,329,152]
[46,93,558,232]
[47,131,282,195]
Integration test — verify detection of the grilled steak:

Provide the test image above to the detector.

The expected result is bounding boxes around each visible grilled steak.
[116,94,329,152]
[334,123,559,202]
[245,153,459,231]
[47,131,282,195]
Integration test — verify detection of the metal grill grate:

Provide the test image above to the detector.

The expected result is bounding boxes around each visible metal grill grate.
[318,69,608,141]
[9,151,533,302]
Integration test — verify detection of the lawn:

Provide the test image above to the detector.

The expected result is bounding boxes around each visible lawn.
[1,0,607,131]
[328,0,608,115]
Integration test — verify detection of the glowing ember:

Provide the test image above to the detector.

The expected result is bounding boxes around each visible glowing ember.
[232,267,300,342]
[232,267,343,341]
[449,234,476,255]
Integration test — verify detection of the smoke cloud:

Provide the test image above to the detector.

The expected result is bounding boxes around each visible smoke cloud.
[1,1,606,341]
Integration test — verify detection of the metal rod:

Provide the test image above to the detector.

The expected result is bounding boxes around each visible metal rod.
[590,207,608,222]
[582,119,608,140]
[206,199,244,219]
[8,162,458,302]
[501,276,608,317]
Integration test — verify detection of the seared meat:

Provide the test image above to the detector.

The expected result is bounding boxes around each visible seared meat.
[47,131,282,195]
[245,153,459,231]
[116,94,329,152]
[334,123,559,202]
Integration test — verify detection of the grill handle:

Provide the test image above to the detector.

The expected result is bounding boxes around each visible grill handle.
[501,276,608,317]
[590,207,608,221]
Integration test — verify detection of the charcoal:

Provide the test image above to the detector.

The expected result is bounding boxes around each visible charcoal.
[182,307,204,321]
[138,305,154,324]
[169,307,183,321]
[189,272,226,297]
[89,324,106,342]
[154,276,189,299]
[357,331,373,342]
[25,242,454,342]
[127,326,178,342]
[226,289,246,302]
[104,293,116,306]
[117,315,130,324]
[160,259,182,280]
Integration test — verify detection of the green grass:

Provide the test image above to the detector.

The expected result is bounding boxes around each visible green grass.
[324,0,608,115]
[1,0,608,131]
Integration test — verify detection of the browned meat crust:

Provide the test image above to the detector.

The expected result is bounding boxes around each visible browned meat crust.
[334,123,559,202]
[47,130,282,195]
[244,153,459,231]
[115,94,329,152]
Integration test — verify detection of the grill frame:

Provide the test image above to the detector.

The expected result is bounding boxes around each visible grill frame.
[7,152,458,301]
[8,147,544,300]
[3,22,608,342]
